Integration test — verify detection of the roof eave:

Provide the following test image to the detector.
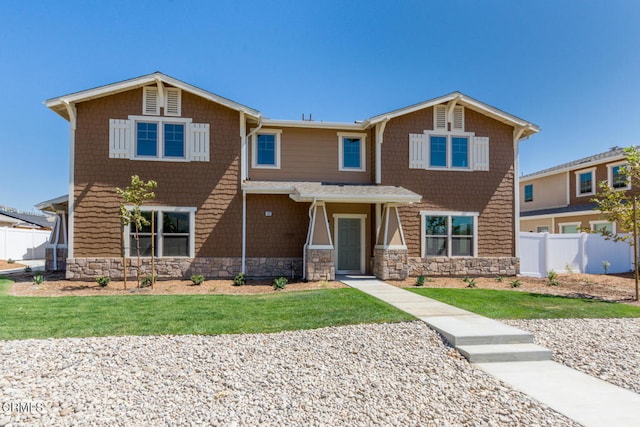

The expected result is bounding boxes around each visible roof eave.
[261,119,365,130]
[289,193,422,204]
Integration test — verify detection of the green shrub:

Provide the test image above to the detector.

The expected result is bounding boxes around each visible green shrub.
[95,276,111,287]
[140,275,157,288]
[190,275,205,286]
[33,274,45,285]
[462,276,477,288]
[416,275,425,286]
[7,259,15,264]
[24,266,32,273]
[602,260,611,274]
[233,272,246,286]
[547,270,560,286]
[509,279,522,288]
[495,275,504,283]
[273,276,287,290]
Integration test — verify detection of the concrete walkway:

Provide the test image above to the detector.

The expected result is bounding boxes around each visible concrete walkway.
[341,276,640,427]
[0,259,45,274]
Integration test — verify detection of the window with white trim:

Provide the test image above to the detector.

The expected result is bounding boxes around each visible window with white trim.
[409,105,489,171]
[124,207,196,258]
[590,221,615,234]
[338,132,367,172]
[421,211,478,257]
[536,226,549,233]
[575,168,595,197]
[524,184,533,202]
[252,129,282,169]
[608,162,630,190]
[559,222,580,234]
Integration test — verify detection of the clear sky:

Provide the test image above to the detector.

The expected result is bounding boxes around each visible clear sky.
[1,0,639,212]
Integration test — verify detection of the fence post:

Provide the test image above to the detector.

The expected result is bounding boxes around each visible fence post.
[543,232,551,275]
[579,232,588,273]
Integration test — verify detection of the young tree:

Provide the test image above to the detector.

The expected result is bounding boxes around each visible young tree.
[117,175,157,288]
[591,146,640,301]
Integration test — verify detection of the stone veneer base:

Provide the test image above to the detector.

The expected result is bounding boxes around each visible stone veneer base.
[305,248,335,281]
[374,248,409,280]
[66,257,303,280]
[407,256,519,277]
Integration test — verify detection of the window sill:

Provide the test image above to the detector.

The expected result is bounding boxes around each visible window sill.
[338,167,367,173]
[132,156,190,162]
[252,164,280,170]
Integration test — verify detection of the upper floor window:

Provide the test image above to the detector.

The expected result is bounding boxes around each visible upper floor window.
[134,118,190,160]
[421,211,478,257]
[251,130,282,169]
[608,162,630,190]
[524,184,533,202]
[338,132,367,172]
[575,168,595,197]
[409,105,489,172]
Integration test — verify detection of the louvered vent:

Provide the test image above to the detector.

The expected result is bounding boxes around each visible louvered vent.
[143,86,160,115]
[165,88,181,116]
[434,105,447,130]
[453,106,464,131]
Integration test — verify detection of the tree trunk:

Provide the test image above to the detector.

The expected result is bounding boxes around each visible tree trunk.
[634,196,639,301]
[135,225,141,288]
[151,210,155,289]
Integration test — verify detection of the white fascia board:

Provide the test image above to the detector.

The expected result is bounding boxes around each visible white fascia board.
[35,194,69,211]
[290,193,422,204]
[261,119,365,130]
[365,93,460,126]
[242,184,296,194]
[45,72,261,119]
[521,155,627,182]
[520,210,602,220]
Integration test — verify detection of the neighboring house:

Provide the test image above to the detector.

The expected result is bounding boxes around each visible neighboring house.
[0,207,53,230]
[44,72,538,280]
[520,147,632,234]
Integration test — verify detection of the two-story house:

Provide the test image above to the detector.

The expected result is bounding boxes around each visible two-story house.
[43,72,538,280]
[520,147,632,234]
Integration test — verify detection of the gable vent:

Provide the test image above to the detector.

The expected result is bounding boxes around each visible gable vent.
[165,88,181,116]
[143,86,160,115]
[452,106,464,131]
[434,105,447,130]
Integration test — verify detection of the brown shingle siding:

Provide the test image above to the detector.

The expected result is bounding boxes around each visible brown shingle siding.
[73,87,242,258]
[382,107,515,257]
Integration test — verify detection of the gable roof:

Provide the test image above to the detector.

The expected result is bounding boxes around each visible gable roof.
[0,207,53,229]
[521,147,629,181]
[364,91,540,139]
[45,72,261,121]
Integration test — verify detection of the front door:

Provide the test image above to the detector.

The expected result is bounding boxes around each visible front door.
[336,217,363,273]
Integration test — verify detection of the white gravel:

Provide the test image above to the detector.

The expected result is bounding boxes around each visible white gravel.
[505,318,640,394]
[0,322,579,426]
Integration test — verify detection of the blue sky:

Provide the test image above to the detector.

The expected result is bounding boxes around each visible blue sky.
[1,0,639,212]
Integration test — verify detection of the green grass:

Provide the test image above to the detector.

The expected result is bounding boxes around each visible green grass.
[409,288,640,319]
[0,276,413,340]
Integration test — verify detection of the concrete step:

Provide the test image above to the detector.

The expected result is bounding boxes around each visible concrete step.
[457,343,553,363]
[423,315,535,346]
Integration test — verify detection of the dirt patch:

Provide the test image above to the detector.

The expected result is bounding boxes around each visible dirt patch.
[5,270,639,305]
[389,273,640,306]
[7,272,345,297]
[0,260,27,270]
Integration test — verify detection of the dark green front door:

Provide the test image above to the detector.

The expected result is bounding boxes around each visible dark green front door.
[337,218,361,273]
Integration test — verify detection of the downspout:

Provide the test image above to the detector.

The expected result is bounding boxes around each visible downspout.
[513,126,527,259]
[241,114,262,274]
[302,198,318,281]
[62,100,77,261]
[52,213,61,270]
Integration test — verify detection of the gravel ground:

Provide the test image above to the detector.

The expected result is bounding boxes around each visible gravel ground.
[0,322,579,426]
[505,318,640,394]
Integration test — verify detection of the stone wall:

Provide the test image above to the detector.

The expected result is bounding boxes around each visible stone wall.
[66,257,303,280]
[45,247,68,271]
[373,248,408,280]
[305,248,335,281]
[407,257,519,277]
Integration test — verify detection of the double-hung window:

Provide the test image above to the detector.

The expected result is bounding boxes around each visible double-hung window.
[133,117,190,160]
[421,211,478,257]
[251,129,282,169]
[524,184,533,202]
[125,207,196,258]
[608,162,630,190]
[338,132,367,172]
[575,168,595,197]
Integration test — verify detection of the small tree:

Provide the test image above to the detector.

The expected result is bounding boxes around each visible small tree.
[117,175,157,288]
[591,146,640,301]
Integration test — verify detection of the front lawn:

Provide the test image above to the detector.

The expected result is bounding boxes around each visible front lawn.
[0,277,413,340]
[409,288,640,319]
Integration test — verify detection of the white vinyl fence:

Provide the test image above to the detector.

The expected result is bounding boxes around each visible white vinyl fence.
[0,227,51,261]
[519,232,633,277]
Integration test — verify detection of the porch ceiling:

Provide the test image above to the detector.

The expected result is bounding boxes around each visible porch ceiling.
[243,181,422,204]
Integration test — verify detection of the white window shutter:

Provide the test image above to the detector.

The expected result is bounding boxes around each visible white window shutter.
[452,106,464,131]
[165,88,181,116]
[434,105,447,131]
[189,123,210,161]
[109,119,131,159]
[143,86,160,115]
[409,133,428,169]
[472,136,489,171]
